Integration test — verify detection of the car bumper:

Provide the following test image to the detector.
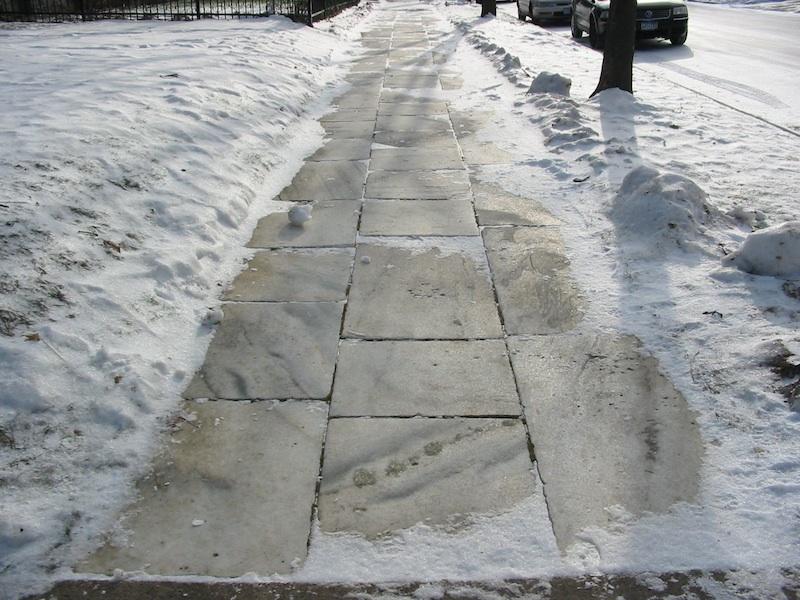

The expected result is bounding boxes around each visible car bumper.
[598,16,687,38]
[636,17,687,38]
[531,5,571,17]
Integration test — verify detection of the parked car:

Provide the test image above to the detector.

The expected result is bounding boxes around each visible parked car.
[518,0,572,23]
[570,0,689,47]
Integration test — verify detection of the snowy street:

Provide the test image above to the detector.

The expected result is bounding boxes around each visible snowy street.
[2,0,800,598]
[504,0,800,131]
[648,1,800,132]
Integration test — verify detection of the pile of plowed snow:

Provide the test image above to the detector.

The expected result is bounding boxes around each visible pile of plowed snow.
[723,221,800,278]
[608,165,723,254]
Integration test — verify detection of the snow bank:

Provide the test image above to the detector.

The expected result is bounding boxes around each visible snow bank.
[608,165,721,254]
[528,71,571,96]
[458,27,529,85]
[0,12,366,598]
[723,221,800,278]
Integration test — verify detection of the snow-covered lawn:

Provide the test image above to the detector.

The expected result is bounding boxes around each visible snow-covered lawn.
[0,9,369,597]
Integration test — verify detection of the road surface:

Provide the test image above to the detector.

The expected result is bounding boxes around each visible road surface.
[500,1,800,132]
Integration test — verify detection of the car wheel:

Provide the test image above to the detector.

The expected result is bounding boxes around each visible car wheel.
[589,16,605,49]
[529,2,538,24]
[571,12,582,38]
[670,29,687,45]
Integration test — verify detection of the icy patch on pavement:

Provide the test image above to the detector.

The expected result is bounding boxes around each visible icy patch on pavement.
[722,221,800,278]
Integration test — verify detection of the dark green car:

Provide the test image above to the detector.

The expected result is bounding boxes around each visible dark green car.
[571,0,689,48]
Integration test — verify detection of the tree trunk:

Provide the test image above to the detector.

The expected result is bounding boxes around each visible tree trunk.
[591,0,637,96]
[481,0,496,17]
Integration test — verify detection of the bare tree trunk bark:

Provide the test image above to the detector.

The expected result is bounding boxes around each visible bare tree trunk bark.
[481,0,496,17]
[591,0,637,96]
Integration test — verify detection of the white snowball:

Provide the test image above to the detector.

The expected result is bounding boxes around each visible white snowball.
[288,204,312,227]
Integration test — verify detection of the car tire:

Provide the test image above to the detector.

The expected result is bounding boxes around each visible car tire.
[670,29,687,45]
[518,2,526,20]
[589,16,605,49]
[571,12,582,38]
[529,2,539,24]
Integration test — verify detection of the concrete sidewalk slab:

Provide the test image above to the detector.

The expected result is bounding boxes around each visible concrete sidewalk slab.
[331,340,519,416]
[279,160,367,202]
[318,418,536,537]
[383,75,440,90]
[483,227,584,334]
[380,89,446,103]
[374,129,457,148]
[370,146,462,171]
[390,57,435,68]
[223,249,353,302]
[343,242,502,339]
[460,140,513,165]
[449,110,493,138]
[321,108,378,123]
[185,302,343,400]
[360,199,477,236]
[388,50,433,59]
[471,179,561,226]
[366,170,470,199]
[386,67,439,78]
[439,74,463,90]
[509,333,704,550]
[333,92,380,109]
[376,114,452,132]
[79,400,326,577]
[309,138,372,161]
[247,200,359,248]
[377,101,448,115]
[322,120,376,139]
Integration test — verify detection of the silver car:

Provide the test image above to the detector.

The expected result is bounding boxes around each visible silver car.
[517,0,572,23]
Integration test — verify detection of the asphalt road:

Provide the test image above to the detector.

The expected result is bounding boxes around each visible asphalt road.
[501,1,800,131]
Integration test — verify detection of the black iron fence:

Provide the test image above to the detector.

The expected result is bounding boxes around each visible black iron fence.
[309,0,356,21]
[0,0,357,23]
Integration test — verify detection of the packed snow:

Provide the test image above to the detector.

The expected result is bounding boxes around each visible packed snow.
[527,71,572,96]
[608,163,725,256]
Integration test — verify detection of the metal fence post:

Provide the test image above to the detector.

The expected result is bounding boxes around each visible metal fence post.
[307,0,312,25]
